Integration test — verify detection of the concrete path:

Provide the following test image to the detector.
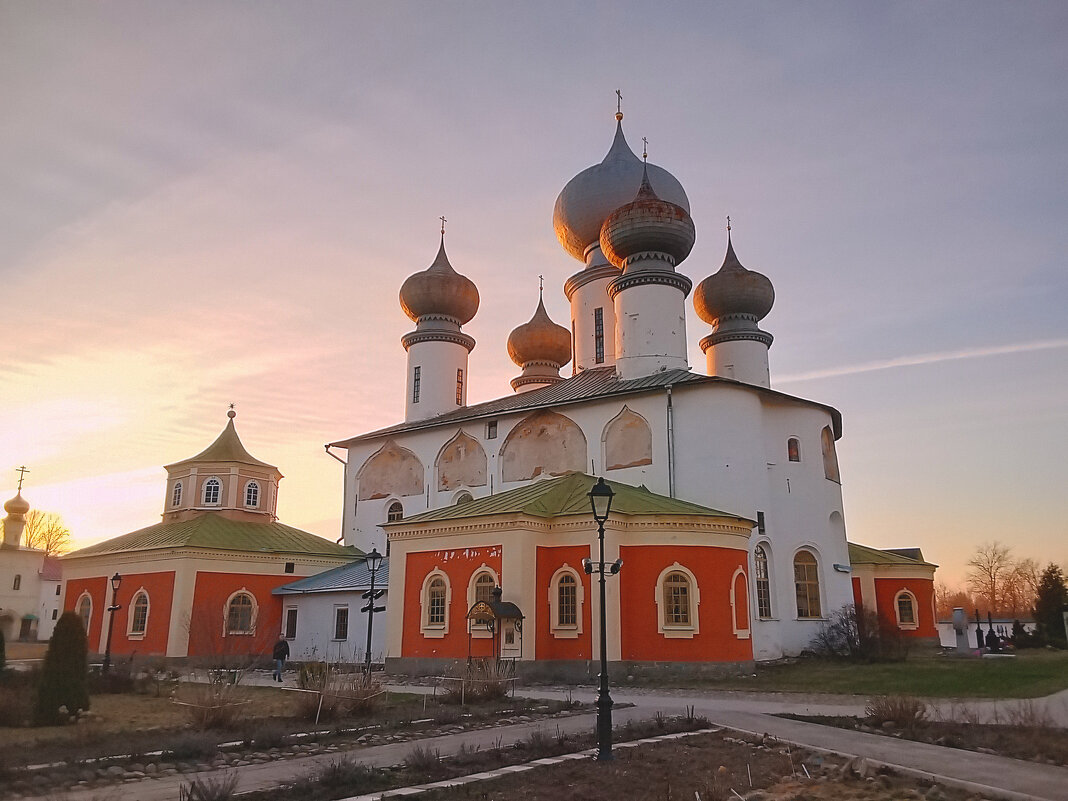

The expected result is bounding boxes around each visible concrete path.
[24,682,1068,801]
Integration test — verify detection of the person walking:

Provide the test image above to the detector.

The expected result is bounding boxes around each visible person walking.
[272,636,290,682]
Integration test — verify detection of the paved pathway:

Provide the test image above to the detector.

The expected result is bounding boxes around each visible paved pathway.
[23,681,1068,801]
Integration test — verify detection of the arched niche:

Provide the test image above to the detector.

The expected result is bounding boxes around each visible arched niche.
[357,439,424,500]
[436,430,487,491]
[500,410,587,482]
[602,406,652,471]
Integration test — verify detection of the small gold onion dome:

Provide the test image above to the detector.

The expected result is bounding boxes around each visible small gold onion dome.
[694,235,775,323]
[3,492,30,516]
[599,166,696,269]
[507,297,572,368]
[399,238,480,324]
[554,120,689,263]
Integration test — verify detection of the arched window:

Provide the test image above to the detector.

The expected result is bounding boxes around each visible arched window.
[77,594,92,632]
[557,574,577,627]
[172,481,183,507]
[12,574,21,591]
[245,481,259,508]
[454,491,474,505]
[754,545,772,619]
[472,571,495,606]
[655,564,701,637]
[386,501,404,523]
[793,551,822,618]
[821,427,840,482]
[426,576,447,629]
[787,438,801,462]
[226,592,256,634]
[548,565,584,637]
[663,572,691,626]
[895,590,918,629]
[129,591,149,636]
[203,477,222,505]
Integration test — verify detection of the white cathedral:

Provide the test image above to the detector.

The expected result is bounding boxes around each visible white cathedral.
[322,109,934,674]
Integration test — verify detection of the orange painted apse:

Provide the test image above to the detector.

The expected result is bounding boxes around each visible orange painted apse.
[401,545,503,660]
[617,544,752,662]
[535,545,593,660]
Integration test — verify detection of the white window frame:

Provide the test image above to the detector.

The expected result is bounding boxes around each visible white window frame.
[127,589,150,638]
[77,592,93,632]
[729,566,751,639]
[284,606,298,640]
[548,564,584,639]
[223,589,258,636]
[172,481,183,507]
[787,437,801,463]
[245,480,260,508]
[386,500,404,523]
[654,563,701,638]
[203,476,223,506]
[333,605,350,641]
[894,589,919,630]
[467,567,498,639]
[420,569,450,638]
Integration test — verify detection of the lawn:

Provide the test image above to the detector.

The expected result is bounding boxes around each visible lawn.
[677,650,1068,698]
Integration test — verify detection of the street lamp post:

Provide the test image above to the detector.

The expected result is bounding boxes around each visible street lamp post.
[361,548,385,677]
[585,477,619,762]
[102,572,122,674]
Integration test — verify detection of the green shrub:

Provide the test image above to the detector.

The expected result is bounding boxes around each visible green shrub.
[34,611,90,725]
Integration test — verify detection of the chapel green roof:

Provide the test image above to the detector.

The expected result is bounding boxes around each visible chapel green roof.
[391,472,752,525]
[65,513,358,559]
[847,541,936,568]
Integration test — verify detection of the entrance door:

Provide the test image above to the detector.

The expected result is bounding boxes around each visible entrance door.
[19,618,34,641]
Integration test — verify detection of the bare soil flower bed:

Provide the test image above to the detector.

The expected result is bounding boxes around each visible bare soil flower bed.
[782,714,1067,767]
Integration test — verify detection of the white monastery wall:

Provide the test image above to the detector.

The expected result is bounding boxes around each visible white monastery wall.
[280,589,388,665]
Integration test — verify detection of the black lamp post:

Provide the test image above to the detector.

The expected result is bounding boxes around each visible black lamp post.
[586,477,618,762]
[361,548,385,676]
[102,572,122,674]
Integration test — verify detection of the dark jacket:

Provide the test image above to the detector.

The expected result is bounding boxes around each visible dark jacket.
[272,640,290,660]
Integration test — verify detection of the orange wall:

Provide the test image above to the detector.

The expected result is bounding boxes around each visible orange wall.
[874,577,937,638]
[618,545,752,662]
[401,546,502,660]
[851,577,863,607]
[188,571,291,658]
[733,571,749,632]
[535,545,593,660]
[107,572,176,656]
[64,575,108,652]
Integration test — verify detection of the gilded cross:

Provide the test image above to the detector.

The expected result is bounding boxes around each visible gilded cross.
[615,89,622,115]
[15,465,28,492]
[440,216,447,235]
[642,137,648,160]
[726,215,731,232]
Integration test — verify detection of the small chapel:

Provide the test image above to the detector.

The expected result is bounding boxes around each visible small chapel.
[326,104,938,675]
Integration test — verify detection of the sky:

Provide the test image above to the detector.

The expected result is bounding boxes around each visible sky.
[2,2,1066,587]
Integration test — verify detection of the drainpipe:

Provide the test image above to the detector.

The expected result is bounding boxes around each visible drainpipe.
[324,444,347,465]
[665,385,676,498]
[325,444,350,545]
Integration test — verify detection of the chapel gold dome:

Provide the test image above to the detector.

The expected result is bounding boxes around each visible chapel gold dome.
[553,120,688,263]
[693,236,775,323]
[3,492,29,516]
[399,238,480,324]
[507,298,572,368]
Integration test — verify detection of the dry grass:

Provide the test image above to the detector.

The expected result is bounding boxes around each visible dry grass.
[864,695,928,728]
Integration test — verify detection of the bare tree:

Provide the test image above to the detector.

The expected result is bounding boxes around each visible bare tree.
[1011,558,1041,614]
[22,510,72,556]
[967,541,1017,615]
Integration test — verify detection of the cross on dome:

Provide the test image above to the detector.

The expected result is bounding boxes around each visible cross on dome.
[15,465,29,492]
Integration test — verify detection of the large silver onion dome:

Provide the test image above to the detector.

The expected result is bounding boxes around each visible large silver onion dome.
[554,120,689,263]
[399,237,480,324]
[507,297,572,368]
[599,166,695,269]
[694,235,775,323]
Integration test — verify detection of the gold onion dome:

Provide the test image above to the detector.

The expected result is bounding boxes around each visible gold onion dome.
[507,297,572,368]
[399,237,480,324]
[553,119,689,263]
[694,234,775,323]
[599,165,696,269]
[4,492,29,516]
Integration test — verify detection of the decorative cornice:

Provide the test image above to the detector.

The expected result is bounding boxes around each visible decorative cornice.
[622,251,676,269]
[510,373,564,391]
[402,330,477,352]
[699,328,774,351]
[607,270,692,300]
[564,263,621,300]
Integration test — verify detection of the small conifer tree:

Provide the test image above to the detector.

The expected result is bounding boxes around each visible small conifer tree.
[35,611,90,725]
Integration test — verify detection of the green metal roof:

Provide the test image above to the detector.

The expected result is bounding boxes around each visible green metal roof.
[847,541,936,568]
[391,473,753,525]
[166,416,278,471]
[65,513,358,559]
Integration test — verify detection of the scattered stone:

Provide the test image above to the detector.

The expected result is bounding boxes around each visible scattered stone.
[925,785,946,801]
[105,766,126,778]
[129,763,146,772]
[882,720,896,729]
[145,764,158,775]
